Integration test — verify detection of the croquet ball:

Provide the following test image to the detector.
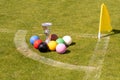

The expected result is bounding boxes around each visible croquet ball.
[48,41,57,51]
[56,43,66,54]
[33,39,42,49]
[38,42,49,52]
[63,35,72,45]
[30,35,39,45]
[56,38,65,44]
[50,34,58,41]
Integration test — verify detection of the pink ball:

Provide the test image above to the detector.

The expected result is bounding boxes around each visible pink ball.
[56,43,66,54]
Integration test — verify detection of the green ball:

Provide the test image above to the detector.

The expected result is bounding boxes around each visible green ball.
[56,38,65,44]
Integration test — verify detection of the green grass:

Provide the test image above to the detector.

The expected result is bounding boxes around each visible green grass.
[0,0,120,80]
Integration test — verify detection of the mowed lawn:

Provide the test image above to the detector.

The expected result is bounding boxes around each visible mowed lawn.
[0,0,120,80]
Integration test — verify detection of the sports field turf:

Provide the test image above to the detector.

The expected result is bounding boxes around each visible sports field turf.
[0,0,120,80]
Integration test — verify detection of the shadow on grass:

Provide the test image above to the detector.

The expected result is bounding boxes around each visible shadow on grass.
[64,50,71,54]
[70,42,76,46]
[102,29,120,38]
[63,42,76,54]
[66,42,76,47]
[112,29,120,34]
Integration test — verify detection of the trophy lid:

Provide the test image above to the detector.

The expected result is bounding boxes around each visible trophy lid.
[42,22,52,27]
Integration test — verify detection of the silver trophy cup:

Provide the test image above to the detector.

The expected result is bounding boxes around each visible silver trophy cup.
[41,22,52,43]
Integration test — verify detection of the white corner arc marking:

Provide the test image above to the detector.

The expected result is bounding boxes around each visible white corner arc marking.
[14,30,110,80]
[14,30,96,71]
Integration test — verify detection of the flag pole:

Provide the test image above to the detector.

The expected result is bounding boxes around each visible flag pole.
[98,3,103,39]
[98,11,102,40]
[98,31,101,39]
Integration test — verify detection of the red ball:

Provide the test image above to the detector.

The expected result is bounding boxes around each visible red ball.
[33,39,42,49]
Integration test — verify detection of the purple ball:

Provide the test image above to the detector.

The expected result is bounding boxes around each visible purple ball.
[56,43,66,54]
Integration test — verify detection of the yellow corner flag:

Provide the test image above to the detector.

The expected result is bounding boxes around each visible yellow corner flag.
[98,3,112,39]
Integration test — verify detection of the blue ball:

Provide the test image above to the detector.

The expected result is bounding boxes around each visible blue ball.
[30,35,39,45]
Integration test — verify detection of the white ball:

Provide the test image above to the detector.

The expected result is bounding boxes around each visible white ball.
[63,35,72,45]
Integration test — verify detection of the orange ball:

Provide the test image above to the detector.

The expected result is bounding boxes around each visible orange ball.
[48,41,57,51]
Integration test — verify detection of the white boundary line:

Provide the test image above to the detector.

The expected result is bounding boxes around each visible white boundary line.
[14,30,110,80]
[0,28,15,33]
[14,30,96,71]
[79,34,97,38]
[83,36,110,80]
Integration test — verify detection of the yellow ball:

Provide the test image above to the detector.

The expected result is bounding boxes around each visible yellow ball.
[48,41,57,51]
